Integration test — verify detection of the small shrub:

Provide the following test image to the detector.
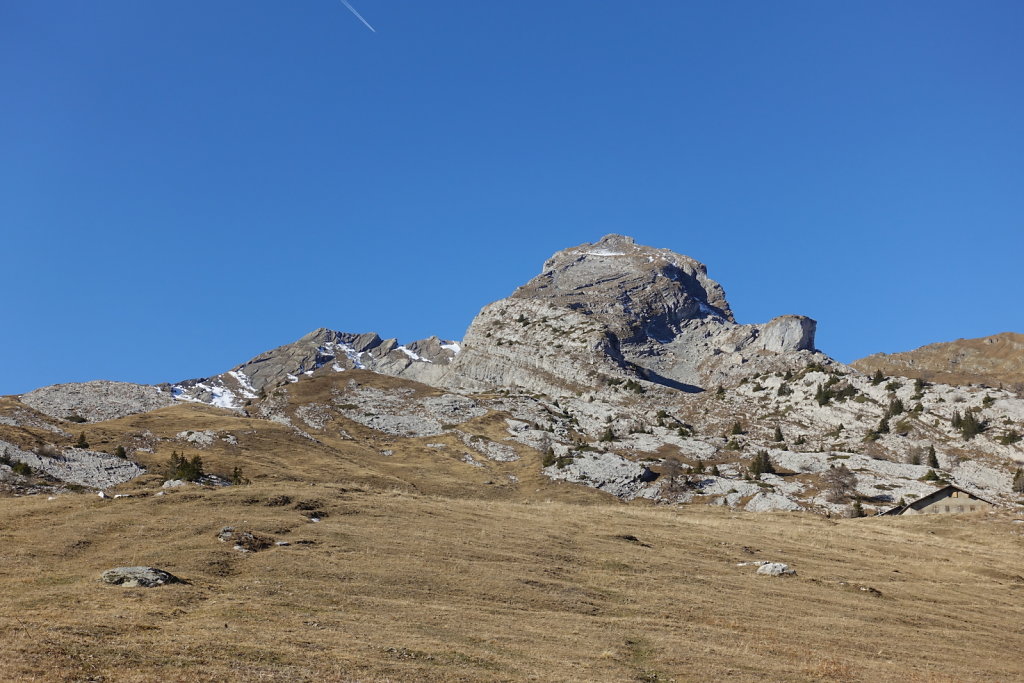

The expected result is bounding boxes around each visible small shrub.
[12,461,32,477]
[542,448,557,468]
[622,379,645,394]
[871,369,884,386]
[885,398,905,418]
[959,410,986,440]
[231,466,248,485]
[113,445,127,459]
[997,430,1021,446]
[75,432,89,449]
[1013,468,1024,494]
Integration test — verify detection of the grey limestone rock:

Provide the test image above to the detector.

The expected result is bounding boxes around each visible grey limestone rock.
[101,566,181,587]
[0,440,144,489]
[20,381,174,423]
[170,329,461,406]
[441,234,820,396]
[756,562,796,577]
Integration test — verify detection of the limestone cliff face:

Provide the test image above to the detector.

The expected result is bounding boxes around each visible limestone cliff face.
[443,235,820,395]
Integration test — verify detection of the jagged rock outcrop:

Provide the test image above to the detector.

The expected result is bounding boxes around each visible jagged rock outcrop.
[172,329,461,407]
[19,381,174,423]
[0,440,145,489]
[853,332,1024,392]
[443,234,821,396]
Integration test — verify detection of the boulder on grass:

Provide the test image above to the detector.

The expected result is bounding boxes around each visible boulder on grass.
[757,562,796,577]
[101,566,181,587]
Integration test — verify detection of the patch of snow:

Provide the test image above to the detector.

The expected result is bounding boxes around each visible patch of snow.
[332,363,344,372]
[210,385,240,409]
[441,341,462,354]
[286,374,299,383]
[398,346,432,363]
[227,371,258,399]
[581,250,625,256]
[170,386,202,403]
[335,342,366,369]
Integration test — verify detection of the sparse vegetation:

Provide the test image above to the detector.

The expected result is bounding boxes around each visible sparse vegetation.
[749,450,775,477]
[167,450,205,482]
[997,430,1021,446]
[821,463,857,502]
[74,432,89,449]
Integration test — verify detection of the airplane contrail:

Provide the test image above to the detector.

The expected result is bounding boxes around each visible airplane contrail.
[339,0,376,32]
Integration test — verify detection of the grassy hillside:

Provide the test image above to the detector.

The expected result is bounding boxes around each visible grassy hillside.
[1,481,1023,681]
[853,332,1024,391]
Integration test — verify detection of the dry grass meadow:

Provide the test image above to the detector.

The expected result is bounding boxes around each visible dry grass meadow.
[2,480,1024,682]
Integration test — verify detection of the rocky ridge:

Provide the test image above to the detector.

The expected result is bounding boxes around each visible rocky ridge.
[853,332,1024,392]
[170,328,461,408]
[1,235,1021,515]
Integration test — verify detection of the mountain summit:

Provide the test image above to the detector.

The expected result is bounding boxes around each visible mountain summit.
[445,235,818,394]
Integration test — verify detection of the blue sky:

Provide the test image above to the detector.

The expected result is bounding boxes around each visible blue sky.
[2,1,1022,394]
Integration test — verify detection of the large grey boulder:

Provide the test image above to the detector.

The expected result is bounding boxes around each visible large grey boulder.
[101,566,181,587]
[757,562,797,577]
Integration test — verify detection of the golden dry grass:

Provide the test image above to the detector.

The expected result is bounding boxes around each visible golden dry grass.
[1,481,1023,681]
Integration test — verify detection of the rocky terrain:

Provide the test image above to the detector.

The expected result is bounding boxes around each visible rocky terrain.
[853,332,1024,391]
[1,235,1021,517]
[444,234,819,395]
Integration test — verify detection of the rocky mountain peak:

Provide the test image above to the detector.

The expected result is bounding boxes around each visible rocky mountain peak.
[444,235,820,396]
[521,235,734,333]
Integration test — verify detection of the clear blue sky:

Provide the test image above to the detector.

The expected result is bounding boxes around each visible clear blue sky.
[2,1,1022,394]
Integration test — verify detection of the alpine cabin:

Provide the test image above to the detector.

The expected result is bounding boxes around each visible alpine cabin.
[883,485,996,516]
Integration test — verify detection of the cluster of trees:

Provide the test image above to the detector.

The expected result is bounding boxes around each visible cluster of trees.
[951,409,986,440]
[167,451,205,482]
[749,450,775,477]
